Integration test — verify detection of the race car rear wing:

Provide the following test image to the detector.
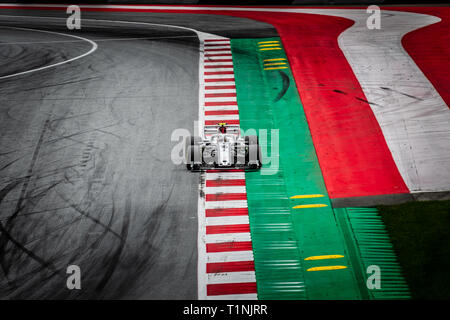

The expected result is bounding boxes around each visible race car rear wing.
[204,124,241,137]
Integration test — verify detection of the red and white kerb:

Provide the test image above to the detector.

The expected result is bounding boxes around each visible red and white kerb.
[197,38,257,300]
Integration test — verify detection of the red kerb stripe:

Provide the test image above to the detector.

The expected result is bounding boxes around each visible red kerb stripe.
[205,78,235,83]
[205,85,236,90]
[206,241,253,253]
[205,110,239,116]
[205,43,231,47]
[205,208,249,217]
[204,48,232,52]
[206,193,247,201]
[204,71,235,76]
[205,101,237,106]
[205,119,239,125]
[204,59,233,63]
[206,179,246,187]
[207,261,255,273]
[206,224,250,234]
[205,53,232,57]
[205,39,230,42]
[207,282,257,296]
[204,65,233,69]
[205,92,236,98]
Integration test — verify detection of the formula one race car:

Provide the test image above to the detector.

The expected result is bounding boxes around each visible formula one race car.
[185,123,262,171]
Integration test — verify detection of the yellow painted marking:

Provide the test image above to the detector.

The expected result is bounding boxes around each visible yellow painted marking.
[258,41,280,44]
[290,194,324,199]
[305,255,344,261]
[307,266,347,272]
[264,67,288,71]
[292,204,328,209]
[264,58,286,62]
[264,62,287,66]
[259,44,281,48]
[259,47,282,51]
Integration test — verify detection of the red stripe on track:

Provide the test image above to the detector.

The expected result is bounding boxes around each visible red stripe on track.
[205,85,236,90]
[205,92,236,98]
[204,71,235,75]
[206,241,253,253]
[206,193,247,201]
[396,7,450,110]
[207,261,255,273]
[207,282,257,296]
[213,10,409,198]
[205,101,237,106]
[204,59,233,63]
[204,48,232,52]
[205,78,235,83]
[206,224,250,234]
[206,179,246,187]
[205,39,230,42]
[205,43,231,47]
[205,53,232,57]
[205,120,239,125]
[205,208,249,217]
[204,65,233,69]
[205,110,239,116]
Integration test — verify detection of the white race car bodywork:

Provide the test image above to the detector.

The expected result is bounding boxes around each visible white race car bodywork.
[185,124,262,171]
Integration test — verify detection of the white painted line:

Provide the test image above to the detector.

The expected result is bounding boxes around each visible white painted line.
[204,50,232,54]
[204,67,234,72]
[206,233,252,244]
[0,26,98,80]
[204,45,231,50]
[204,105,239,111]
[207,271,256,284]
[203,81,236,87]
[204,61,234,66]
[207,293,258,300]
[206,215,250,226]
[205,114,239,121]
[205,186,246,194]
[206,172,245,180]
[204,56,233,60]
[205,87,236,91]
[204,74,235,80]
[204,97,237,103]
[205,200,248,210]
[207,250,254,263]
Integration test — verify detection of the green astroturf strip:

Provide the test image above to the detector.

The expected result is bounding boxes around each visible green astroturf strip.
[231,38,363,299]
[378,200,450,299]
[336,208,411,299]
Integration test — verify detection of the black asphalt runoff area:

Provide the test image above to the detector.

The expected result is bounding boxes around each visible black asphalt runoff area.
[0,9,277,299]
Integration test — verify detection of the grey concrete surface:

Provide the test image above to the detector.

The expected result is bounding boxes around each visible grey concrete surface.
[0,9,276,299]
[0,21,200,299]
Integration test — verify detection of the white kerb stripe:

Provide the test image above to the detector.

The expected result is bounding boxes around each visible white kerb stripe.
[207,271,256,284]
[207,250,254,262]
[205,186,246,193]
[206,232,252,243]
[207,293,257,300]
[206,215,249,226]
[206,172,245,180]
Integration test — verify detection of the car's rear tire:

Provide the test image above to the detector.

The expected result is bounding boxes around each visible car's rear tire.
[186,137,202,171]
[245,135,262,169]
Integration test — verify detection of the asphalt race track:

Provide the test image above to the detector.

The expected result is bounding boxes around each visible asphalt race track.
[0,10,276,299]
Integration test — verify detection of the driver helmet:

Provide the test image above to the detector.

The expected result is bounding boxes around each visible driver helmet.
[218,123,227,134]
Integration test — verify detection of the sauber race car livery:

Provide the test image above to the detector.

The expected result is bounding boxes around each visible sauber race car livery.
[185,123,262,171]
